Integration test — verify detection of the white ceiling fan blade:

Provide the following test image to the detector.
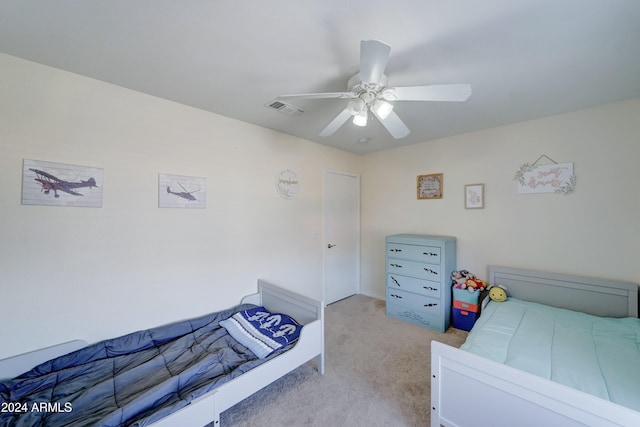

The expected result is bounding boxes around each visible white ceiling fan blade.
[359,40,391,85]
[372,109,410,139]
[278,92,356,100]
[319,108,353,137]
[388,84,472,102]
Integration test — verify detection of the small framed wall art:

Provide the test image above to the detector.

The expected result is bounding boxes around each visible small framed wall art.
[22,159,103,207]
[275,169,300,199]
[159,173,206,208]
[465,183,484,209]
[417,173,443,199]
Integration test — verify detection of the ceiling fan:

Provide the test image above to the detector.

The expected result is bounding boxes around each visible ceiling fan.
[277,40,472,139]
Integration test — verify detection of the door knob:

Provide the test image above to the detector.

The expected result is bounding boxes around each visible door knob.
[327,243,336,248]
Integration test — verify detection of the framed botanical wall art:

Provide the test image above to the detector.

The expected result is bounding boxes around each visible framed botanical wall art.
[22,159,103,207]
[514,155,576,194]
[465,183,484,209]
[159,173,206,208]
[417,173,443,199]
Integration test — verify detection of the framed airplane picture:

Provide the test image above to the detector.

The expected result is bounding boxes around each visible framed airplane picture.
[158,173,206,208]
[22,159,104,207]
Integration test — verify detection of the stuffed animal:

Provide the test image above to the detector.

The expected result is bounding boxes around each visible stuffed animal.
[451,271,468,288]
[488,285,508,302]
[452,270,489,293]
[465,277,487,292]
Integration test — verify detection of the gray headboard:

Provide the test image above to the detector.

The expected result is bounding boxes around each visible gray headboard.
[488,266,639,318]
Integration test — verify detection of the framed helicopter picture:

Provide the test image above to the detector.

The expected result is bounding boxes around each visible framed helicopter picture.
[158,173,206,208]
[22,159,104,207]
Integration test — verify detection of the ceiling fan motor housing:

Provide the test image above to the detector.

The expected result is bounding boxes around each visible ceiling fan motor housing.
[347,73,390,115]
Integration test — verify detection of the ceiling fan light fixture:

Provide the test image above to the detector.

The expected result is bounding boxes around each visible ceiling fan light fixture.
[353,110,368,127]
[347,98,366,115]
[372,99,393,119]
[381,88,397,101]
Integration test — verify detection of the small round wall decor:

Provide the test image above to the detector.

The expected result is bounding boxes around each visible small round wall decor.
[275,169,299,199]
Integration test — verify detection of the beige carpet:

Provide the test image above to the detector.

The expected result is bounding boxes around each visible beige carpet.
[219,294,468,426]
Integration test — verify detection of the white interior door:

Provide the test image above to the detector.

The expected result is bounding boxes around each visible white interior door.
[323,169,360,305]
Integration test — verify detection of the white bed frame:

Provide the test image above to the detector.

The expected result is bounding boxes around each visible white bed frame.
[431,266,640,427]
[0,280,324,426]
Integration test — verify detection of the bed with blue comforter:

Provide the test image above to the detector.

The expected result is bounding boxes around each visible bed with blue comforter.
[0,303,302,426]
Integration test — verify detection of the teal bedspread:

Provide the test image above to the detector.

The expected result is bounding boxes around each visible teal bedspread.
[461,298,640,411]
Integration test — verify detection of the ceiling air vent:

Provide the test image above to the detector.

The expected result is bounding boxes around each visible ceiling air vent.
[265,99,304,115]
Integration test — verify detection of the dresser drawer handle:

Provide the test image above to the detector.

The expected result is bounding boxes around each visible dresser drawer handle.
[391,276,400,287]
[423,252,438,257]
[423,286,438,291]
[424,303,438,307]
[390,248,403,253]
[390,263,403,268]
[423,268,438,275]
[390,293,403,299]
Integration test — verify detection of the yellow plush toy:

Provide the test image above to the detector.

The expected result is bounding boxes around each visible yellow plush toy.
[488,285,507,302]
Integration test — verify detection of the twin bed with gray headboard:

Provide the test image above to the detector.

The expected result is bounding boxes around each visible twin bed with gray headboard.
[431,266,640,427]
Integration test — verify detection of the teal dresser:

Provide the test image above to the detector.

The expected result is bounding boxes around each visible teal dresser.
[385,234,457,333]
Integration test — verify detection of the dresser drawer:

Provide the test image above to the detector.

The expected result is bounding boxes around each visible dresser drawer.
[387,258,441,281]
[387,274,440,298]
[386,300,444,331]
[386,287,442,317]
[387,243,441,264]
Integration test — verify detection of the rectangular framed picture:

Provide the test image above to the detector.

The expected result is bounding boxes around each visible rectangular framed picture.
[22,159,103,207]
[417,173,443,199]
[159,173,206,208]
[515,162,575,194]
[465,183,484,209]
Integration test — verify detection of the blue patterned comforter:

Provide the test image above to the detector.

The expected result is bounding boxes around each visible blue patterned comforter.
[0,303,273,426]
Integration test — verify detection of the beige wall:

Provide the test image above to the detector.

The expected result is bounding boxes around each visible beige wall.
[2,52,639,360]
[0,53,361,358]
[360,98,640,299]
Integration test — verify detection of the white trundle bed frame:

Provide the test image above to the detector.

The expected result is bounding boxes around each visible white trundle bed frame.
[431,266,640,427]
[0,280,325,426]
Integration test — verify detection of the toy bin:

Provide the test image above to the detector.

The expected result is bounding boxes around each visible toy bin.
[452,287,481,304]
[453,299,479,313]
[452,307,478,331]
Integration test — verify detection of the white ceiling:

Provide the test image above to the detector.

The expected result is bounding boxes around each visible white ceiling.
[1,1,639,154]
